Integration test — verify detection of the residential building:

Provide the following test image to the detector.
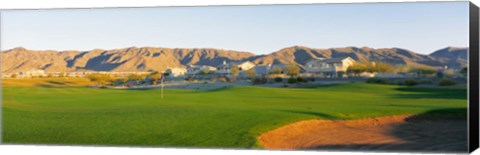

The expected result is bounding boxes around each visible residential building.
[216,61,256,74]
[19,69,47,77]
[254,65,273,76]
[305,57,355,77]
[186,65,217,75]
[165,67,187,77]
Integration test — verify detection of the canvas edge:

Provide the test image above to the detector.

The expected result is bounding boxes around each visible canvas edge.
[469,1,480,153]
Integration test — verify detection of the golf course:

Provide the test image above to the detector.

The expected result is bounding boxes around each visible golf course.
[1,78,468,150]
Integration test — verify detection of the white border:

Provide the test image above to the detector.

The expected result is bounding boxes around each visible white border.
[0,0,478,155]
[0,0,471,10]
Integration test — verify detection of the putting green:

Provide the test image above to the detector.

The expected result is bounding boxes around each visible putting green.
[2,79,467,148]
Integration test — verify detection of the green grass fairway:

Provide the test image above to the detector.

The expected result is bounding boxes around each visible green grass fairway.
[2,80,467,148]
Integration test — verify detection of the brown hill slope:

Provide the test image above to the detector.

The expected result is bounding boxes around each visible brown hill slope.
[428,47,468,69]
[250,46,467,69]
[1,46,468,74]
[1,46,255,73]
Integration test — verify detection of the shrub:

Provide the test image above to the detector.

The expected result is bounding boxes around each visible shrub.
[308,78,315,82]
[439,78,456,86]
[436,72,444,78]
[252,78,268,85]
[283,84,288,87]
[297,77,307,83]
[87,73,114,85]
[288,77,298,84]
[366,77,376,83]
[366,77,388,84]
[404,78,417,86]
[274,77,283,82]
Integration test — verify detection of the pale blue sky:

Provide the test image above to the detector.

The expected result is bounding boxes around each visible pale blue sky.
[0,2,469,55]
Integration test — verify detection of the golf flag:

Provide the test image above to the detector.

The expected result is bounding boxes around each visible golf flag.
[161,74,165,84]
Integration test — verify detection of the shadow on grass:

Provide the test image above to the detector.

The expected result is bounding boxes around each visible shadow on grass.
[276,110,340,120]
[47,80,66,85]
[37,84,55,88]
[35,81,81,88]
[391,87,467,100]
[125,87,158,91]
[303,83,343,89]
[204,86,234,92]
[307,108,468,153]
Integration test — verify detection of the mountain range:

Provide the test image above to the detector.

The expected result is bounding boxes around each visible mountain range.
[0,46,468,74]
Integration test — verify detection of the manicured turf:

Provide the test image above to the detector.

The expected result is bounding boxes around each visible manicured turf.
[1,79,467,148]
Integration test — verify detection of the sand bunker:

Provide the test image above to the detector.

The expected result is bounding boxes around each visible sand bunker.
[258,114,467,152]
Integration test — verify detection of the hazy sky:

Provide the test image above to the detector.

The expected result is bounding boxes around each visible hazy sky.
[0,2,469,55]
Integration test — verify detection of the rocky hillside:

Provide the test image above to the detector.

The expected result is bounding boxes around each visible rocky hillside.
[429,47,468,69]
[1,47,254,73]
[250,46,468,69]
[1,46,468,74]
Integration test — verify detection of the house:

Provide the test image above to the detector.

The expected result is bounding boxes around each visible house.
[165,67,187,77]
[254,65,273,76]
[305,57,355,77]
[216,61,256,74]
[19,69,47,78]
[186,65,217,75]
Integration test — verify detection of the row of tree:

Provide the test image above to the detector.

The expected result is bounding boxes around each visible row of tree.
[87,72,168,86]
[347,61,468,78]
[346,61,395,76]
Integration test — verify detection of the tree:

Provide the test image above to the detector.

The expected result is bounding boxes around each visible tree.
[347,62,369,76]
[10,74,17,78]
[410,66,436,77]
[443,69,457,78]
[202,70,210,75]
[230,65,240,81]
[47,73,54,78]
[285,63,299,77]
[148,72,162,85]
[395,65,412,74]
[373,62,394,73]
[270,66,283,74]
[246,68,256,80]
